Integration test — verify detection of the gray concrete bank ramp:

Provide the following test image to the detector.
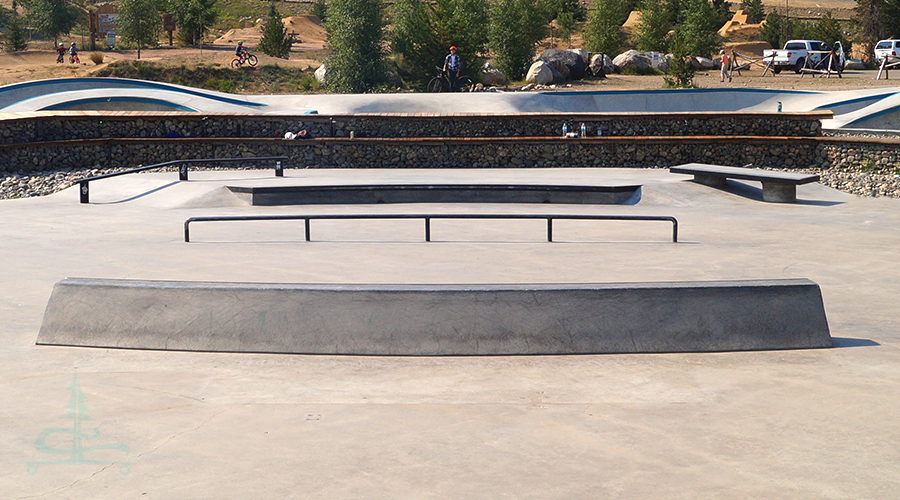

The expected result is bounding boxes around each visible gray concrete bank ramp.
[37,277,831,355]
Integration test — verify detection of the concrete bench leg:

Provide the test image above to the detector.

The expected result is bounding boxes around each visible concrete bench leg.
[762,182,797,203]
[693,174,728,187]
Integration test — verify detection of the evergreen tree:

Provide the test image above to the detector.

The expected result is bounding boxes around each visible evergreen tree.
[812,11,851,54]
[760,10,788,50]
[665,0,721,87]
[583,0,627,56]
[740,0,765,24]
[117,0,162,59]
[325,0,387,93]
[391,0,488,86]
[4,15,28,52]
[169,0,217,45]
[633,0,673,52]
[310,0,327,22]
[19,0,81,43]
[258,3,293,58]
[488,0,547,80]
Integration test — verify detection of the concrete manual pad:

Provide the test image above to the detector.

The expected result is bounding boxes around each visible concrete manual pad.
[2,167,900,499]
[37,278,831,355]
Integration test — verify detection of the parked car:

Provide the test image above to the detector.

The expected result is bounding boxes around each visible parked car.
[762,40,845,74]
[874,39,900,64]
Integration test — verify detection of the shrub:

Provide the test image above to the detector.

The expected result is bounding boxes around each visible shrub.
[90,52,104,65]
[258,3,293,58]
[324,0,388,93]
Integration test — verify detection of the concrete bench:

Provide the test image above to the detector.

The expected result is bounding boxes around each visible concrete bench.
[670,163,820,202]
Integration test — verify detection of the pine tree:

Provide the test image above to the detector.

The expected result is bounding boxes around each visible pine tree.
[324,0,387,92]
[258,3,292,58]
[488,0,547,80]
[582,0,627,56]
[4,15,28,53]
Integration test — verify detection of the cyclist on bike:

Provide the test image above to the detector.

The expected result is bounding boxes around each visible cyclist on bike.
[443,46,461,92]
[235,41,249,62]
[56,43,66,64]
[68,42,79,64]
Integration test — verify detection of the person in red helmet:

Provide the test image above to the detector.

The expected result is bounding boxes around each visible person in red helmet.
[443,46,461,92]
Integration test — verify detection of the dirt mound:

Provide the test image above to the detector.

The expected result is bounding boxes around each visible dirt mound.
[283,16,327,43]
[214,16,326,46]
[726,41,773,57]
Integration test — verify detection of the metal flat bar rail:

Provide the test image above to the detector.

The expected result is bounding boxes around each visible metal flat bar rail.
[184,214,678,243]
[76,156,288,203]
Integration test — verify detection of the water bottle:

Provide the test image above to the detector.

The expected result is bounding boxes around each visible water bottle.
[777,101,782,112]
[580,123,586,137]
[562,123,567,137]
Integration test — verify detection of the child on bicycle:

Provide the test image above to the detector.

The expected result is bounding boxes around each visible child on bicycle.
[235,41,248,61]
[56,43,66,64]
[69,42,80,64]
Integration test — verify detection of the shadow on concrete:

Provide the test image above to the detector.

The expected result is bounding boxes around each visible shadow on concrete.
[691,180,845,206]
[94,181,181,204]
[831,337,880,348]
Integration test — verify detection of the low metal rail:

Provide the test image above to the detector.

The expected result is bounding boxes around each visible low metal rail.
[184,213,678,243]
[75,156,288,203]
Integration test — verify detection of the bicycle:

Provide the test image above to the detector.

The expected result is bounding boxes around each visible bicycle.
[231,52,258,69]
[427,66,474,92]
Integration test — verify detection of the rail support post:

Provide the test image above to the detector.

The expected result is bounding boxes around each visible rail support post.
[275,160,283,177]
[547,218,553,242]
[425,218,431,242]
[179,163,188,181]
[79,181,89,204]
[304,218,311,241]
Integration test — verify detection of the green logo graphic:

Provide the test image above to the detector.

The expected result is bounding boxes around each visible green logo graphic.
[26,373,131,475]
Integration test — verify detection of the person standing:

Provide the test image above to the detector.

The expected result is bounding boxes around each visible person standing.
[719,49,732,83]
[443,46,461,92]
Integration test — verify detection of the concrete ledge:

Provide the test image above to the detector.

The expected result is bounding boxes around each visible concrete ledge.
[37,278,832,355]
[670,163,821,202]
[226,184,642,205]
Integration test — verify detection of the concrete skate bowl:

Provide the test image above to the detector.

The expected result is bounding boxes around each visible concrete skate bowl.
[2,78,900,131]
[37,278,832,355]
[0,77,270,113]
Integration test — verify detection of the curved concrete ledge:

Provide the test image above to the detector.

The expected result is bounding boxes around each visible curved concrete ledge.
[226,183,642,205]
[37,278,832,355]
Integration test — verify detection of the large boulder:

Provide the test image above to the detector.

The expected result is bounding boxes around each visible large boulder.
[690,56,715,69]
[844,58,865,70]
[589,53,615,76]
[568,48,589,65]
[481,63,508,86]
[536,49,586,80]
[314,64,327,85]
[525,61,553,85]
[613,50,652,71]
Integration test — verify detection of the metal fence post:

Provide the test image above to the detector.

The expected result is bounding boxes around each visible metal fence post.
[547,218,553,242]
[425,218,431,242]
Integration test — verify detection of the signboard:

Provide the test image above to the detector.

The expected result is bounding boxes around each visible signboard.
[106,32,115,48]
[162,13,175,32]
[98,14,117,34]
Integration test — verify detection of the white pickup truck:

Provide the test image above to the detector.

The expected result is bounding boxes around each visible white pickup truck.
[762,40,845,74]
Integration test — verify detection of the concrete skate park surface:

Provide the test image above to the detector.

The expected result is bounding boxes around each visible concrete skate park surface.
[4,77,900,130]
[2,167,899,498]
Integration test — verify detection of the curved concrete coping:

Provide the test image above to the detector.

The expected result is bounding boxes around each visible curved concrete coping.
[226,183,643,205]
[37,277,832,355]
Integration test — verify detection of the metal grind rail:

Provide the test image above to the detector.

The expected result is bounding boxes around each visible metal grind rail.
[75,156,288,203]
[184,214,679,243]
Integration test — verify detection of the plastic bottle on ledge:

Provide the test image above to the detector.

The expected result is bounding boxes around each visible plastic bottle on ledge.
[562,123,568,137]
[581,123,586,137]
